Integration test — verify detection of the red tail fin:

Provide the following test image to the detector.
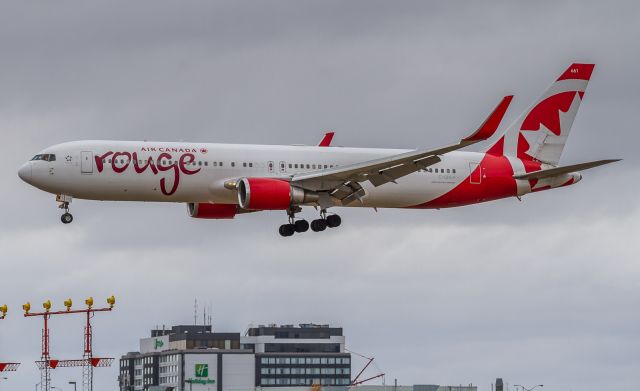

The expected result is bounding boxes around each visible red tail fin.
[486,63,594,166]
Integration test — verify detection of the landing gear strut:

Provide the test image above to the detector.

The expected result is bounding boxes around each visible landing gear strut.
[279,207,306,237]
[57,195,73,224]
[279,208,341,237]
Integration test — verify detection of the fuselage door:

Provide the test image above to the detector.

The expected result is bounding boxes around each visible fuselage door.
[81,151,94,174]
[469,162,481,184]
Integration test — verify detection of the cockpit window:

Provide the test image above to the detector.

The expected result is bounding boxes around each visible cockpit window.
[30,154,56,162]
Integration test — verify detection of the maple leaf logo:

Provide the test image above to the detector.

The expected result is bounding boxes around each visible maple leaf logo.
[518,91,582,161]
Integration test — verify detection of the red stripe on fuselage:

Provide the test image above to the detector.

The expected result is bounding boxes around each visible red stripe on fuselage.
[408,153,517,209]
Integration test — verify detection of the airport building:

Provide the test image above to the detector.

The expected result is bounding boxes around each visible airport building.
[119,323,351,391]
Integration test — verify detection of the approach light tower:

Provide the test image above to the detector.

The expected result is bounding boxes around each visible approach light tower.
[23,296,116,391]
[0,305,21,374]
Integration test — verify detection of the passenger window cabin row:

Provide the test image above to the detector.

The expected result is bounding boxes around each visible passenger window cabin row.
[100,157,458,175]
[33,154,458,177]
[100,158,338,171]
[425,167,456,174]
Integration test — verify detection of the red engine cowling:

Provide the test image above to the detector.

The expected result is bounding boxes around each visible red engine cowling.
[237,178,318,210]
[187,203,237,219]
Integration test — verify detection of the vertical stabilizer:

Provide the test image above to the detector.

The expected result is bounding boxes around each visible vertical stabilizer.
[487,63,594,166]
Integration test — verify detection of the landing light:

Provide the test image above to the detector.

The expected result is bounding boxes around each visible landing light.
[0,304,7,318]
[85,297,93,309]
[64,299,73,311]
[43,300,52,312]
[22,302,31,315]
[107,295,116,309]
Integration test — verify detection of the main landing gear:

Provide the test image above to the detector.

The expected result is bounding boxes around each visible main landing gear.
[57,194,73,224]
[279,208,341,237]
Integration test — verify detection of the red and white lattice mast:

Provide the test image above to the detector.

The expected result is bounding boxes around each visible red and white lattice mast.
[23,296,116,391]
[0,304,21,375]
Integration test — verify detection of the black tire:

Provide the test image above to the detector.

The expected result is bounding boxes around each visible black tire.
[279,224,295,237]
[294,220,309,233]
[61,213,73,224]
[326,214,341,228]
[285,224,295,236]
[311,219,327,232]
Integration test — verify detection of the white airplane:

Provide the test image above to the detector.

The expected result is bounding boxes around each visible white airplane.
[18,63,618,236]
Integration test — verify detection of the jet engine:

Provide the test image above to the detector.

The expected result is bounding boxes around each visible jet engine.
[187,203,237,219]
[237,178,318,210]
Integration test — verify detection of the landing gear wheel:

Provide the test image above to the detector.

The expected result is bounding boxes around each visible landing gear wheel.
[279,224,295,237]
[294,220,309,233]
[326,214,341,228]
[310,219,327,232]
[61,212,73,224]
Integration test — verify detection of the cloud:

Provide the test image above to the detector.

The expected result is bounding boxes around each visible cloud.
[0,1,638,390]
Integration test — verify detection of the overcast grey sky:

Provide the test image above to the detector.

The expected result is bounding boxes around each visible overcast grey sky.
[0,1,638,390]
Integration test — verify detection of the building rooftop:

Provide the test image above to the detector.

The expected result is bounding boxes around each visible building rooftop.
[247,323,343,338]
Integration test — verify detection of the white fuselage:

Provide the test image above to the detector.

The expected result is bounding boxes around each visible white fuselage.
[19,140,504,209]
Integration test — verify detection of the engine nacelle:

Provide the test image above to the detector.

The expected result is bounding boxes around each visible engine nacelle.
[187,203,237,219]
[237,178,318,210]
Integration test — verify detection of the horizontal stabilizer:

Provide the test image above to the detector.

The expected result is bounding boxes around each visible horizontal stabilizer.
[513,159,621,180]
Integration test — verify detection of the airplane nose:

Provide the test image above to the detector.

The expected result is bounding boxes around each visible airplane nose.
[18,163,32,183]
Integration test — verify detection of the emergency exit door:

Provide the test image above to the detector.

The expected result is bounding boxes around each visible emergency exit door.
[81,151,94,174]
[469,162,481,184]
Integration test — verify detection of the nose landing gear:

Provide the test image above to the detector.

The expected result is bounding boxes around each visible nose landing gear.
[56,194,74,224]
[61,211,73,224]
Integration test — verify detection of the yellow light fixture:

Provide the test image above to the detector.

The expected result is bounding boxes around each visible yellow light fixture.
[64,298,73,311]
[107,295,116,309]
[22,302,31,314]
[0,304,7,318]
[85,297,94,309]
[43,300,52,312]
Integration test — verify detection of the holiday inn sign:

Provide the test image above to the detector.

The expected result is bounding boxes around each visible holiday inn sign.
[187,363,216,385]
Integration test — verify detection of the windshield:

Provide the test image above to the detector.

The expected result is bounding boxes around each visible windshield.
[31,154,56,162]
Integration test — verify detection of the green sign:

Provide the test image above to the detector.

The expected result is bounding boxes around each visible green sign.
[187,379,216,385]
[195,363,209,378]
[154,339,164,350]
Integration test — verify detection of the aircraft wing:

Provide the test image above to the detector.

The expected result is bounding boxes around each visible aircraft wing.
[291,95,513,206]
[513,159,621,180]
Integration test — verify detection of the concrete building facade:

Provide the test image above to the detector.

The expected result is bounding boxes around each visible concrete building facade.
[119,324,351,391]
